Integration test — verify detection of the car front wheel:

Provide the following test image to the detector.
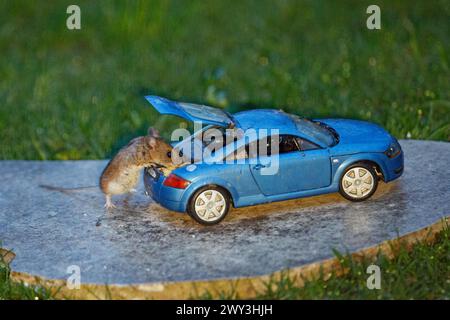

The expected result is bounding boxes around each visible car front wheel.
[187,186,231,225]
[339,163,378,202]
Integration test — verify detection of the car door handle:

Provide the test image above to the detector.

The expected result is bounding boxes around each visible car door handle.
[253,164,267,170]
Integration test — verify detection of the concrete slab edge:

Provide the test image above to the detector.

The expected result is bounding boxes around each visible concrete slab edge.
[4,216,449,300]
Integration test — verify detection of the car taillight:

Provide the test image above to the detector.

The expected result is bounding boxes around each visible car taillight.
[163,174,190,189]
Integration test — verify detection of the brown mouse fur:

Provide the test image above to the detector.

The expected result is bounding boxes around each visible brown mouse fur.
[100,127,176,208]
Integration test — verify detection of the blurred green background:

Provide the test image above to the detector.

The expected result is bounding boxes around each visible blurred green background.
[0,0,448,160]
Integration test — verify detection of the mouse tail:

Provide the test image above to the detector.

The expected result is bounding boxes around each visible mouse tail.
[39,184,98,192]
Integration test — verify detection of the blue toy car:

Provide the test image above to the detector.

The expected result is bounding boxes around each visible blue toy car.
[144,96,404,225]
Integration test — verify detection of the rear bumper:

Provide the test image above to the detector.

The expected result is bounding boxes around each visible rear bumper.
[143,168,186,212]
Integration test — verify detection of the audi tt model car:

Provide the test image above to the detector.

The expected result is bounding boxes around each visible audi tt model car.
[144,96,404,225]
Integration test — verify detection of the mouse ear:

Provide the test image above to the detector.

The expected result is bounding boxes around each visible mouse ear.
[148,136,157,148]
[148,127,160,138]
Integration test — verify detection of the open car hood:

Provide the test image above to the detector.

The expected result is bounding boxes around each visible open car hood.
[145,95,235,127]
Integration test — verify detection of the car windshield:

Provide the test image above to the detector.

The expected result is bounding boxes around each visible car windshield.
[288,114,337,147]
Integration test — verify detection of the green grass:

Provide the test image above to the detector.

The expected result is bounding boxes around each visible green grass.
[257,232,450,299]
[0,256,55,300]
[0,0,449,160]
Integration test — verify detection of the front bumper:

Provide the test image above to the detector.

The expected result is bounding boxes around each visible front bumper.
[384,150,404,182]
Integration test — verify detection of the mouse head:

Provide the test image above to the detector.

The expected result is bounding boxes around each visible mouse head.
[146,127,175,166]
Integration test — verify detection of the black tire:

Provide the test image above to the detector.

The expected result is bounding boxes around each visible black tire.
[339,162,378,202]
[187,185,231,225]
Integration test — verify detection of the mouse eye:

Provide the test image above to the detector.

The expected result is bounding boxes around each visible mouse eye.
[167,151,172,158]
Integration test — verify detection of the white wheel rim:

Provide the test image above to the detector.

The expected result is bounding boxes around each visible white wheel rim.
[342,167,375,199]
[194,190,227,222]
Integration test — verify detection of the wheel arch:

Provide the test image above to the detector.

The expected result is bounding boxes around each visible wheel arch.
[190,183,234,206]
[333,155,387,185]
[355,160,385,181]
[181,178,238,211]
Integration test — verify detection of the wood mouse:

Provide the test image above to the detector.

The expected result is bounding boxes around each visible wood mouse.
[100,127,176,208]
[39,127,180,210]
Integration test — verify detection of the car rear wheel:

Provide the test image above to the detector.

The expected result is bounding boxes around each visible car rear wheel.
[187,186,231,225]
[339,163,378,202]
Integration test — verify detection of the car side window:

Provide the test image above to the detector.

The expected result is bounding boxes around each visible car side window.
[242,135,300,158]
[296,137,320,151]
[243,140,260,159]
[278,135,301,154]
[225,144,248,161]
[226,135,320,161]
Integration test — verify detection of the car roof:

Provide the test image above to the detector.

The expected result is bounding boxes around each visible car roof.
[233,109,297,133]
[232,109,329,148]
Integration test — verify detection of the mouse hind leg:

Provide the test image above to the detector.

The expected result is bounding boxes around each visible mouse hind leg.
[104,194,116,209]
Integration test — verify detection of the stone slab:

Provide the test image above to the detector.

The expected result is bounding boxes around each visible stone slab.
[0,140,449,284]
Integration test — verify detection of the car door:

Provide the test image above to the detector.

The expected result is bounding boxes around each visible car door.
[249,135,331,196]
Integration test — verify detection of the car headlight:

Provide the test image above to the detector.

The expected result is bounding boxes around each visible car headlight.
[385,139,401,158]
